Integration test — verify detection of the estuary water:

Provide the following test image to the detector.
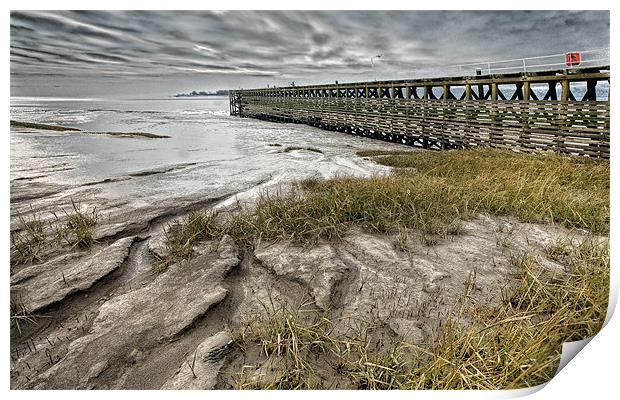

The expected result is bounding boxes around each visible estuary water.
[10,96,401,227]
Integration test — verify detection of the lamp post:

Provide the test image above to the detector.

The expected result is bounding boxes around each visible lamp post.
[371,54,382,81]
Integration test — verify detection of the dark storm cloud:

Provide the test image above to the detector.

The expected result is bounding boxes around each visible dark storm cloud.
[10,10,609,97]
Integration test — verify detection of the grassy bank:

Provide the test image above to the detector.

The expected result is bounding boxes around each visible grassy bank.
[159,148,609,269]
[364,148,609,233]
[231,238,608,389]
[10,120,170,138]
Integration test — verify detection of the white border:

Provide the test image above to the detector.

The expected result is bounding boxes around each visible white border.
[3,2,616,399]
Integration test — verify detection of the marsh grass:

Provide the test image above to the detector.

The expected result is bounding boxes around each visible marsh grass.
[230,238,609,389]
[367,148,609,233]
[10,200,100,266]
[10,212,47,265]
[231,148,607,246]
[163,149,608,252]
[222,173,466,246]
[233,295,336,389]
[156,210,222,270]
[52,199,100,249]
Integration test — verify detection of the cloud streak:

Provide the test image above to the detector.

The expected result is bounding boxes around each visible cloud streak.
[10,10,609,97]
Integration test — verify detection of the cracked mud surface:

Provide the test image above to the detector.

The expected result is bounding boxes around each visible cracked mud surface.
[10,202,586,389]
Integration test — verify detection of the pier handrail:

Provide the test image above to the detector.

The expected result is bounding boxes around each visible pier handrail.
[231,65,609,93]
[454,48,610,75]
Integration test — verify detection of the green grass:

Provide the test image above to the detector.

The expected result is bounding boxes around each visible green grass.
[283,146,323,154]
[229,175,463,245]
[10,120,81,131]
[230,237,609,389]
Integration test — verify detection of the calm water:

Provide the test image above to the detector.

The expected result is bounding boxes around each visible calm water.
[10,96,398,221]
[11,96,246,183]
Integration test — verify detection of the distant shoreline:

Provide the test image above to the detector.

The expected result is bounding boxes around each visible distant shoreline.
[174,90,229,98]
[9,96,228,102]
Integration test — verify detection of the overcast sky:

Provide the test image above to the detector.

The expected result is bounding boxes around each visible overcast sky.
[10,10,609,98]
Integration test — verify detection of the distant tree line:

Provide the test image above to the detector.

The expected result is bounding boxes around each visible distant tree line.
[175,89,229,97]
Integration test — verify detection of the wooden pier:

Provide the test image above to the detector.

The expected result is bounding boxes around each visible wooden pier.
[230,66,610,158]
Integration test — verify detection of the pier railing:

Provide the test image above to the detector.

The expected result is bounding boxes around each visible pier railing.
[230,66,610,158]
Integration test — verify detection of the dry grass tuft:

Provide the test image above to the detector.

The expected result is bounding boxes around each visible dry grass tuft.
[156,210,223,270]
[10,301,50,335]
[10,212,47,265]
[52,199,100,249]
[233,295,335,389]
[545,237,574,263]
[10,200,100,266]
